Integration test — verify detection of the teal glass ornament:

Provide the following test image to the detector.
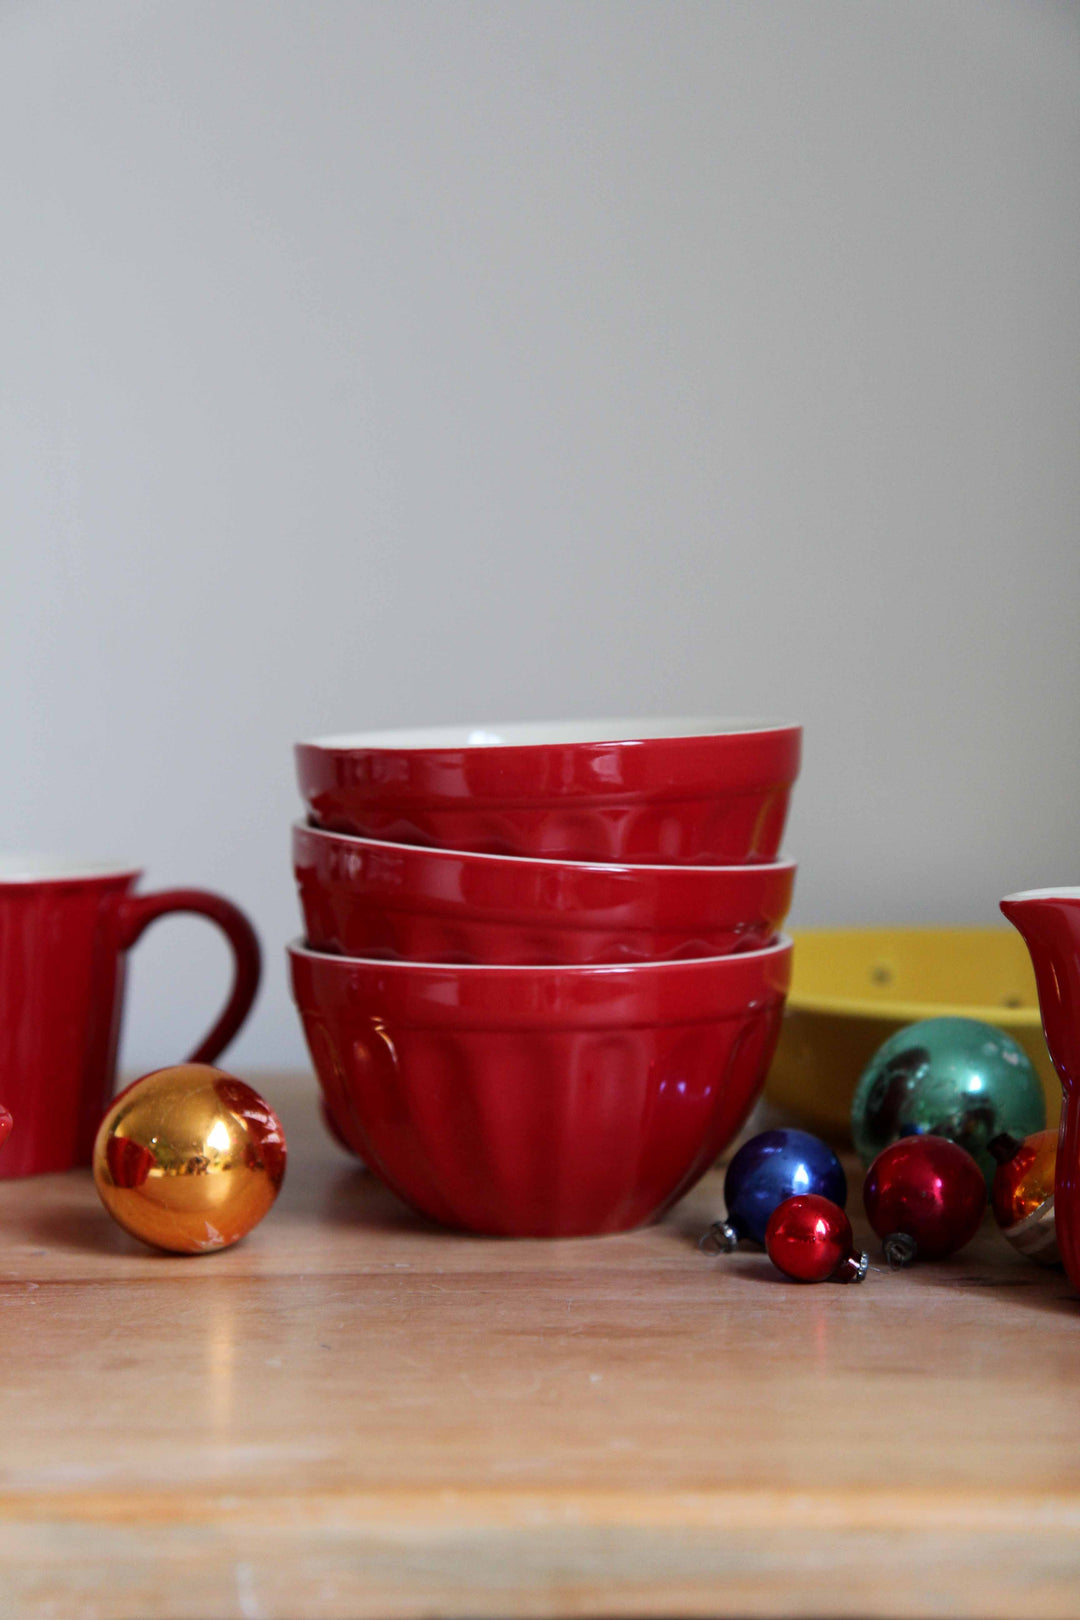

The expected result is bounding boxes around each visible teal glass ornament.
[851,1016,1046,1186]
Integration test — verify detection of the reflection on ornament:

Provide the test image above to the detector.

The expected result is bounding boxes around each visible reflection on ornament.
[700,1128,846,1254]
[863,1134,985,1267]
[989,1128,1060,1265]
[764,1195,868,1283]
[851,1016,1045,1185]
[93,1063,286,1254]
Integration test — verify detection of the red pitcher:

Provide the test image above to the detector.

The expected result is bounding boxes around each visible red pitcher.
[1001,888,1080,1293]
[0,859,260,1178]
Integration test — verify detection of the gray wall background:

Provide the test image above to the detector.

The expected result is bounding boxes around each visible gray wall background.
[2,0,1078,1072]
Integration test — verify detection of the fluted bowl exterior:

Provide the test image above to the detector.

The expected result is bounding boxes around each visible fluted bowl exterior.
[295,718,801,865]
[288,937,792,1236]
[294,823,795,966]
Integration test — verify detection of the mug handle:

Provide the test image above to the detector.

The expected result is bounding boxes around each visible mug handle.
[117,889,261,1064]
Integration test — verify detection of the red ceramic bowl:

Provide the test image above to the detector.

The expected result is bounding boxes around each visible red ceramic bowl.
[295,717,801,865]
[288,936,792,1237]
[294,823,795,965]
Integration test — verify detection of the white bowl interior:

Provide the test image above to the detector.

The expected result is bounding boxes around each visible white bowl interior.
[0,855,138,882]
[1002,887,1080,903]
[305,717,796,750]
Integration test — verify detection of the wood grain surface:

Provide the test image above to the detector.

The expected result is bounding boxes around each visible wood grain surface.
[0,1070,1078,1619]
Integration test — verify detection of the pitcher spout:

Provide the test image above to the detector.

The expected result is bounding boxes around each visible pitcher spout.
[1000,889,1080,1097]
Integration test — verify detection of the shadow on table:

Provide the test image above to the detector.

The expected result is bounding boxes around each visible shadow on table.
[312,1163,444,1238]
[19,1201,153,1259]
[911,1262,1079,1317]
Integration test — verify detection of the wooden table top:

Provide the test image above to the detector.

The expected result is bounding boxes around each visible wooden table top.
[1,1069,1078,1619]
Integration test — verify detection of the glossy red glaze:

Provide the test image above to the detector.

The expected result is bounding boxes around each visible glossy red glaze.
[288,935,791,1237]
[321,1096,367,1160]
[0,864,261,1178]
[294,823,795,966]
[1001,889,1080,1293]
[296,718,801,865]
[764,1195,858,1282]
[862,1135,986,1261]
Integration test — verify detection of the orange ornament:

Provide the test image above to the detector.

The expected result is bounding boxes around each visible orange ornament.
[990,1128,1059,1266]
[93,1064,286,1254]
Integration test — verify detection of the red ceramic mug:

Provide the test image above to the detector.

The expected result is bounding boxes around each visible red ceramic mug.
[0,858,261,1178]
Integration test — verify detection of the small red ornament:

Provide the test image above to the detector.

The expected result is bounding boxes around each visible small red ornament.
[764,1194,868,1283]
[863,1134,986,1267]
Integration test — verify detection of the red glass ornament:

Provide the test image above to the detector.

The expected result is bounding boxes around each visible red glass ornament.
[764,1194,868,1283]
[863,1135,986,1266]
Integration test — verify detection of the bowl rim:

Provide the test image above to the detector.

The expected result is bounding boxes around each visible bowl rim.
[292,820,797,879]
[287,932,792,975]
[1002,886,1080,903]
[298,716,801,752]
[785,925,1043,1028]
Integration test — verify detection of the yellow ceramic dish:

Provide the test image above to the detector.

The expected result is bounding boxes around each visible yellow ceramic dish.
[765,927,1059,1142]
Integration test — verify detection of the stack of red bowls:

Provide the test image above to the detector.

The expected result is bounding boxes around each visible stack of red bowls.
[289,719,799,1237]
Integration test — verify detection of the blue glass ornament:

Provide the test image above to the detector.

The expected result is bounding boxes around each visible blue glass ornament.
[702,1128,847,1253]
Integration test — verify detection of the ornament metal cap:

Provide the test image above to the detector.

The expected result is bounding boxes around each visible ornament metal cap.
[1001,1196,1061,1266]
[698,1220,739,1255]
[883,1231,918,1269]
[835,1249,870,1284]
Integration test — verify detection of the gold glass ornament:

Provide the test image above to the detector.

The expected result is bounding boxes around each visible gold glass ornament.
[93,1063,286,1253]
